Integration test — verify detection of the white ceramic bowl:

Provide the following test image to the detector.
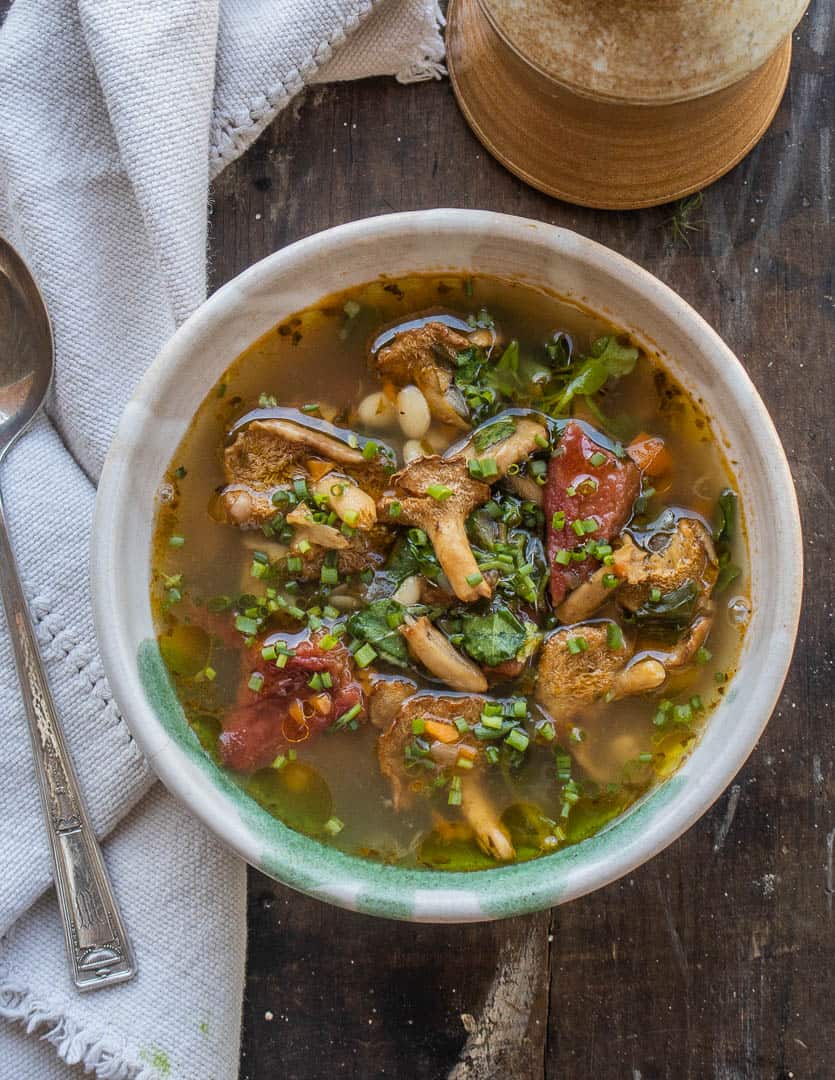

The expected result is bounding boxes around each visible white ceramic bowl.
[92,210,802,922]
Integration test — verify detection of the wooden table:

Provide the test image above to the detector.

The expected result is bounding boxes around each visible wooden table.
[0,0,827,1074]
[211,8,833,1077]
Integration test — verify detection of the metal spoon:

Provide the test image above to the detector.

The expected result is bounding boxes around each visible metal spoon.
[0,238,135,991]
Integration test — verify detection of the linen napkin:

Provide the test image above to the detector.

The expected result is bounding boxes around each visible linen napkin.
[0,2,444,1077]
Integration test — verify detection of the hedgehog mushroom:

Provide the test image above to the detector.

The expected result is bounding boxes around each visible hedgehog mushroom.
[379,455,491,603]
[374,321,473,430]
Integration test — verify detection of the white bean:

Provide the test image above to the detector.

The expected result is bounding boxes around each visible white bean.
[402,438,425,464]
[392,574,422,605]
[396,384,431,440]
[357,390,397,429]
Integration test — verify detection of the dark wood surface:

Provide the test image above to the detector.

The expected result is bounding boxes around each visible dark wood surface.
[210,7,834,1078]
[1,0,828,1074]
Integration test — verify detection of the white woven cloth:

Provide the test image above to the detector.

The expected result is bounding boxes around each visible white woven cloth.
[0,2,444,1077]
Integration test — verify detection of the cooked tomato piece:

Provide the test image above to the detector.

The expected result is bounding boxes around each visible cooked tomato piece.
[219,634,364,772]
[544,422,640,606]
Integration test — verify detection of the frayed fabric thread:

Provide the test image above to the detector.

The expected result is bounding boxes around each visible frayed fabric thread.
[0,963,148,1079]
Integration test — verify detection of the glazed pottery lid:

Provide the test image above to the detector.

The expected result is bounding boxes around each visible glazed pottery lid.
[482,0,809,103]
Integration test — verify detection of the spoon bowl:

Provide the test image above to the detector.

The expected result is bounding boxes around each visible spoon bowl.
[0,238,53,457]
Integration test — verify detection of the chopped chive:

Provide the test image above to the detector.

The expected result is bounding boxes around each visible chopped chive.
[603,573,620,589]
[454,716,469,733]
[354,643,377,668]
[321,565,339,586]
[511,699,527,717]
[485,746,500,765]
[696,646,712,665]
[638,752,653,763]
[286,605,305,620]
[319,633,338,650]
[538,721,556,742]
[505,728,529,753]
[261,644,277,661]
[468,458,482,478]
[286,556,303,573]
[411,717,426,735]
[203,666,217,681]
[324,816,345,835]
[427,483,453,501]
[589,451,607,467]
[168,534,185,548]
[566,636,588,655]
[484,500,501,519]
[551,511,566,530]
[235,615,259,635]
[248,672,264,692]
[271,754,287,770]
[448,775,463,806]
[335,703,362,727]
[607,622,624,650]
[387,501,402,518]
[534,433,549,450]
[301,403,320,414]
[480,713,503,730]
[465,571,484,587]
[479,457,498,479]
[554,549,571,566]
[362,440,378,461]
[714,671,728,683]
[650,586,662,602]
[259,393,278,408]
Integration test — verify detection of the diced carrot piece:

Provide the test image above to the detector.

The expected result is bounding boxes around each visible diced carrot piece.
[307,459,335,481]
[423,719,460,743]
[456,743,477,761]
[627,433,673,477]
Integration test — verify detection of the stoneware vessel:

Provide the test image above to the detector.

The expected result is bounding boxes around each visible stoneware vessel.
[447,0,810,208]
[92,210,803,922]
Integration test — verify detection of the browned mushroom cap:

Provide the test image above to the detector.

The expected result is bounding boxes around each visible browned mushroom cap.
[456,415,549,479]
[535,623,665,726]
[618,518,719,612]
[367,675,419,730]
[379,455,491,603]
[219,417,388,530]
[399,615,488,693]
[374,322,472,429]
[224,418,368,489]
[376,692,515,861]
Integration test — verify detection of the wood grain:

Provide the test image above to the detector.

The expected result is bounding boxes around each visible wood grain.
[212,5,833,1075]
[2,0,829,1074]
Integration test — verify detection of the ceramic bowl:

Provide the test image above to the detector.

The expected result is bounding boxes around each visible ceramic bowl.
[92,210,802,922]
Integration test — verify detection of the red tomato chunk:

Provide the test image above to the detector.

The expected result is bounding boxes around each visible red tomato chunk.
[219,634,364,772]
[544,422,640,606]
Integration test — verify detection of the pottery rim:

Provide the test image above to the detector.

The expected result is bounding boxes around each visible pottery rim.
[91,210,803,923]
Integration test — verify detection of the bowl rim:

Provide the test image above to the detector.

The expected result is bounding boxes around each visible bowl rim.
[92,209,803,922]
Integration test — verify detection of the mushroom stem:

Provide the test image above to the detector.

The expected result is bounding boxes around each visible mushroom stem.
[286,503,349,550]
[429,516,492,603]
[463,780,515,861]
[399,615,488,693]
[312,476,377,530]
[611,658,666,697]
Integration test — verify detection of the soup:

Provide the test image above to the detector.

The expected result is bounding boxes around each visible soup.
[151,274,748,871]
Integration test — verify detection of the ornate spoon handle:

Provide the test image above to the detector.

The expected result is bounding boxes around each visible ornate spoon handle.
[0,492,135,991]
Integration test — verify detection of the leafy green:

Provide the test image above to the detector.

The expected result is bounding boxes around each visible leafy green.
[485,340,551,400]
[460,606,526,666]
[713,488,737,543]
[346,598,409,667]
[473,417,516,451]
[633,580,699,629]
[385,534,441,585]
[548,336,639,415]
[712,488,741,593]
